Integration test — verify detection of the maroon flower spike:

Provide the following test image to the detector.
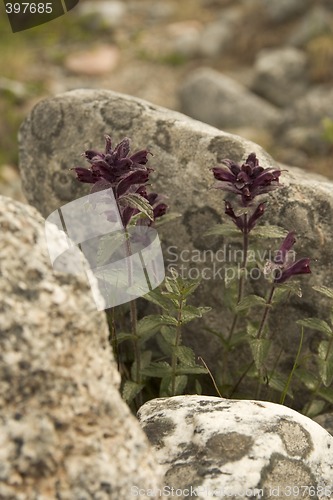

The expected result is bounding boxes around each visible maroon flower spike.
[272,232,311,284]
[72,135,168,228]
[212,153,281,206]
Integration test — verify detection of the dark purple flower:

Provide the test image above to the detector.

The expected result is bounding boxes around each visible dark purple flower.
[72,135,168,228]
[225,201,244,232]
[267,231,311,284]
[212,153,282,206]
[72,136,152,189]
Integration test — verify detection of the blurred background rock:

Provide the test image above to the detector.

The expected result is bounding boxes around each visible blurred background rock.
[1,0,333,203]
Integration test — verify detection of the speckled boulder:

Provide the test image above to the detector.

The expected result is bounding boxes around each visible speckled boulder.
[18,89,333,408]
[0,195,162,499]
[138,395,333,498]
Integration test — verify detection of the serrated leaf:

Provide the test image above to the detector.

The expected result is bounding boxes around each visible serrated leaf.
[251,225,288,239]
[235,294,266,313]
[249,338,270,369]
[176,365,208,375]
[318,340,333,386]
[120,193,154,220]
[154,212,182,228]
[313,285,333,300]
[179,280,202,299]
[161,326,177,346]
[247,323,259,338]
[96,231,127,267]
[296,318,332,336]
[122,381,144,403]
[143,288,172,311]
[181,305,211,323]
[137,315,178,336]
[204,223,242,238]
[273,281,302,302]
[175,346,196,366]
[115,332,135,343]
[141,361,172,378]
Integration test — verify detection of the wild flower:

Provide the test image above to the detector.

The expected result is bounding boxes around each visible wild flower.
[212,152,281,206]
[72,135,167,227]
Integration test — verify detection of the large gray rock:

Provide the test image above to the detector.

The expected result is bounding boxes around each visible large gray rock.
[18,89,333,408]
[252,48,309,108]
[138,395,333,497]
[0,195,161,499]
[178,68,280,131]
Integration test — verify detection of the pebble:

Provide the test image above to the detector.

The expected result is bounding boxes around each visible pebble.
[64,45,120,76]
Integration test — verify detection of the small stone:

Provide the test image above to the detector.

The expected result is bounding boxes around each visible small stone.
[78,1,126,28]
[64,45,120,76]
[252,48,309,108]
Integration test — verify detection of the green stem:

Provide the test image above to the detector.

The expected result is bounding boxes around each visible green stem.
[222,214,248,395]
[171,298,183,396]
[280,328,304,405]
[125,233,142,397]
[255,284,276,399]
[256,284,276,340]
[227,215,249,342]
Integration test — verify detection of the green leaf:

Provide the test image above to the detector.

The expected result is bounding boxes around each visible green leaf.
[115,332,135,343]
[249,338,270,370]
[303,399,326,419]
[318,340,333,386]
[181,305,211,323]
[269,372,293,398]
[246,323,259,338]
[176,365,208,375]
[296,318,332,336]
[313,285,333,300]
[137,315,178,336]
[195,379,202,395]
[143,288,172,311]
[120,193,154,220]
[141,361,172,378]
[154,212,182,228]
[175,346,196,366]
[173,375,188,395]
[235,294,266,313]
[160,375,172,397]
[204,223,242,238]
[274,281,303,301]
[318,386,333,405]
[295,368,319,391]
[96,231,127,267]
[122,381,144,403]
[179,280,202,299]
[161,326,177,346]
[251,225,288,239]
[229,330,249,348]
